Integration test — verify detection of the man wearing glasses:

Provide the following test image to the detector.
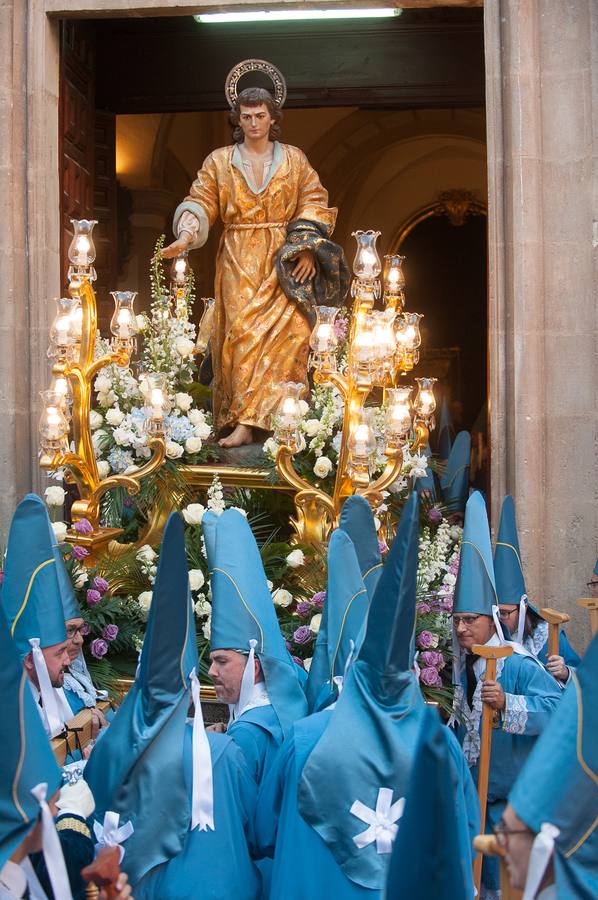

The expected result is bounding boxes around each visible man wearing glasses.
[451,492,561,895]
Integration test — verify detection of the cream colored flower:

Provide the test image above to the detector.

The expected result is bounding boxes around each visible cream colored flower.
[313,456,333,479]
[105,407,125,427]
[182,503,205,526]
[286,549,305,568]
[51,520,68,541]
[166,440,184,459]
[136,544,157,563]
[174,336,195,357]
[138,590,153,614]
[89,410,104,430]
[97,460,110,479]
[188,569,205,591]
[45,485,66,507]
[310,614,322,634]
[303,419,321,437]
[272,588,293,608]
[185,436,203,454]
[176,392,193,412]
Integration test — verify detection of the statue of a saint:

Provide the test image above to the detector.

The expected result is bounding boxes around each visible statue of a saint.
[162,60,348,448]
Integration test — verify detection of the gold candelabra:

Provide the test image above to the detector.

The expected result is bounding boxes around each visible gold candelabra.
[274,230,437,544]
[39,219,166,557]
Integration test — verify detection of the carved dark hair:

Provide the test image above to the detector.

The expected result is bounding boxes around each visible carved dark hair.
[230,87,283,143]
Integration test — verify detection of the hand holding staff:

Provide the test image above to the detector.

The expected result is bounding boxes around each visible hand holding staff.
[471,643,514,895]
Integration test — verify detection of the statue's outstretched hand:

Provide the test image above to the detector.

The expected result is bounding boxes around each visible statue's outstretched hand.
[291,249,316,284]
[161,231,193,259]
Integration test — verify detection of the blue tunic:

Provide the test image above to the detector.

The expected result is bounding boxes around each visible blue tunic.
[256,711,479,899]
[64,687,86,715]
[454,652,561,890]
[228,705,283,787]
[527,623,581,671]
[135,725,262,900]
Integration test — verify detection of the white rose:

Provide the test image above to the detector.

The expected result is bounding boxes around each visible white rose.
[286,549,305,568]
[175,336,195,357]
[188,569,205,591]
[136,544,157,563]
[263,437,279,457]
[138,376,151,399]
[97,460,110,479]
[95,374,111,393]
[272,588,293,608]
[194,599,212,618]
[450,526,463,541]
[185,436,203,454]
[51,520,68,541]
[202,618,212,640]
[98,390,117,408]
[105,407,125,427]
[313,456,333,479]
[74,569,88,589]
[297,400,309,416]
[176,392,193,412]
[266,580,273,591]
[194,421,212,440]
[136,314,148,332]
[113,427,132,447]
[303,657,313,673]
[188,409,205,425]
[124,464,139,475]
[138,590,153,614]
[310,614,322,634]
[45,485,66,507]
[89,410,103,430]
[166,440,184,459]
[443,572,456,586]
[303,419,321,437]
[182,503,205,526]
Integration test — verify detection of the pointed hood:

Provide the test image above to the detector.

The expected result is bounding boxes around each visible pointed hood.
[509,632,598,899]
[594,557,598,577]
[339,495,382,600]
[436,397,454,461]
[0,606,62,869]
[299,492,426,890]
[385,707,474,899]
[209,509,307,735]
[439,431,471,513]
[494,495,536,642]
[305,528,368,712]
[453,491,499,619]
[2,494,67,658]
[84,512,199,886]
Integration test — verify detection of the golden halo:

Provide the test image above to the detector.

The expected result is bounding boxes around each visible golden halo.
[225,59,287,109]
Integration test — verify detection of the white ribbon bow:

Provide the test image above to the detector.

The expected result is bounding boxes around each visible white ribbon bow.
[351,787,405,855]
[29,639,65,738]
[189,668,215,831]
[30,782,73,900]
[93,811,134,862]
[522,822,560,900]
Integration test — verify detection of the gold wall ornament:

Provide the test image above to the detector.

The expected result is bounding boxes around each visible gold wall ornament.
[436,189,480,227]
[274,229,436,544]
[390,190,487,252]
[40,220,166,551]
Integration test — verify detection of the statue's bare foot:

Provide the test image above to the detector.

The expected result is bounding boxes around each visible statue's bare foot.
[218,424,254,448]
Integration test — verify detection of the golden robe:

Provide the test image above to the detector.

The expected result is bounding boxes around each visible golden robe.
[181,142,337,433]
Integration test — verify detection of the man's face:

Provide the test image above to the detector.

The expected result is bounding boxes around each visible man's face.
[40,641,70,687]
[208,650,247,703]
[453,613,496,651]
[65,617,85,662]
[239,104,273,142]
[498,604,520,635]
[500,804,536,890]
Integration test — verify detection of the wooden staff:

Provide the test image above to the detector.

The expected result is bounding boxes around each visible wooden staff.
[576,598,598,637]
[539,607,570,656]
[471,643,513,895]
[473,835,523,900]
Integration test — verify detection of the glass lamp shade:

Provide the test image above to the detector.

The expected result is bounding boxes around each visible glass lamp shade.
[49,297,78,356]
[69,302,83,341]
[171,253,189,285]
[68,219,97,266]
[395,312,423,371]
[274,382,305,448]
[110,291,138,347]
[371,309,397,381]
[39,390,69,451]
[414,377,437,423]
[351,230,382,279]
[385,387,413,443]
[142,373,169,434]
[383,254,406,309]
[309,306,340,371]
[349,409,377,464]
[49,373,73,415]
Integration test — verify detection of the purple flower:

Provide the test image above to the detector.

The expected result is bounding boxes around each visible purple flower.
[378,539,389,555]
[90,638,108,659]
[0,571,4,586]
[420,650,444,669]
[333,317,348,341]
[419,666,442,687]
[293,625,313,645]
[92,576,109,595]
[81,622,91,636]
[417,601,432,615]
[73,518,94,535]
[311,591,326,609]
[296,601,312,618]
[72,545,89,562]
[441,596,454,612]
[416,630,434,650]
[292,655,305,669]
[428,507,443,525]
[86,589,102,606]
[285,640,292,651]
[102,624,119,641]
